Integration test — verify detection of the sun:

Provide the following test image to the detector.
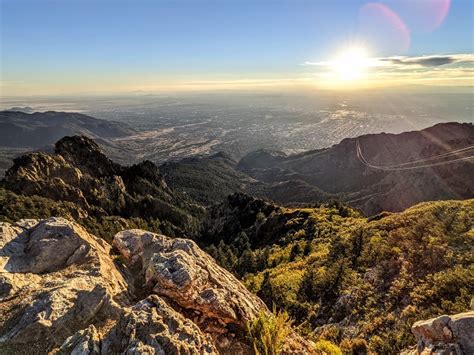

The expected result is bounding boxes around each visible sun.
[331,47,371,81]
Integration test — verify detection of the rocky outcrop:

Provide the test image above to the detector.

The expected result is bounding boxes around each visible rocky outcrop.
[113,229,268,329]
[3,153,89,207]
[0,217,312,354]
[403,311,474,354]
[101,295,217,354]
[2,135,196,231]
[55,135,122,178]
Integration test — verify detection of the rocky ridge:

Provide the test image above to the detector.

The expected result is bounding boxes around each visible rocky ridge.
[238,122,474,214]
[2,136,199,234]
[0,217,311,354]
[0,110,138,176]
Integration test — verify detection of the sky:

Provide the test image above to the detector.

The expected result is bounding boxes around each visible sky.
[0,0,473,96]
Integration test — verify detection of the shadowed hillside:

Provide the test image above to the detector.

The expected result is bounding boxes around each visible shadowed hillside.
[239,122,474,214]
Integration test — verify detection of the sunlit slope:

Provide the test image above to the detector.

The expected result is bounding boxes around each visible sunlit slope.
[205,195,473,352]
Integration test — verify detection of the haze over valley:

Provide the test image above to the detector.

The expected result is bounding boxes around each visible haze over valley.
[1,89,472,169]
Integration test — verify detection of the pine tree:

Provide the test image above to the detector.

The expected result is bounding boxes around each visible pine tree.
[303,240,312,256]
[235,231,251,251]
[257,271,274,307]
[237,249,257,276]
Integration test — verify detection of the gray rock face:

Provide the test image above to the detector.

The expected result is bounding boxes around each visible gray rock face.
[0,218,217,354]
[0,218,128,352]
[112,229,314,354]
[406,311,474,355]
[101,295,216,354]
[113,229,268,330]
[3,153,89,207]
[0,217,313,354]
[59,325,101,355]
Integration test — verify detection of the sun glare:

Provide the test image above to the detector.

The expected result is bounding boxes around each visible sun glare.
[331,47,371,81]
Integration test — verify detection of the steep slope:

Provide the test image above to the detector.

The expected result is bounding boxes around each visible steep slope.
[0,218,311,354]
[159,152,254,205]
[239,122,474,214]
[160,151,333,207]
[204,195,473,353]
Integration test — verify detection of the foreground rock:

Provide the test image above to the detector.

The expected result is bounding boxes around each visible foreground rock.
[402,311,474,354]
[101,295,216,354]
[0,217,312,354]
[112,229,313,353]
[0,217,128,353]
[113,229,267,328]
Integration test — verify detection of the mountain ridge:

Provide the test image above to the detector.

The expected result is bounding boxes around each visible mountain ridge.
[238,121,474,214]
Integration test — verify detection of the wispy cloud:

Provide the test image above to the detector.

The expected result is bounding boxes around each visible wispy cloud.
[379,54,474,67]
[303,53,474,68]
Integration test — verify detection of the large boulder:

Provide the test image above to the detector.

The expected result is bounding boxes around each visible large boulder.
[113,229,268,330]
[0,218,128,353]
[112,229,314,353]
[404,311,474,354]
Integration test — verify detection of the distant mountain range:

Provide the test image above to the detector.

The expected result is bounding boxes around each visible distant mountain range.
[0,110,138,175]
[162,122,474,214]
[1,110,472,215]
[0,111,136,148]
[4,106,35,113]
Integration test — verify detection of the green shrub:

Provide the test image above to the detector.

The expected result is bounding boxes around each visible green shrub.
[314,339,342,355]
[247,307,292,355]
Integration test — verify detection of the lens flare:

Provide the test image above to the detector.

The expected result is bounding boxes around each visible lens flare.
[398,0,451,33]
[358,3,411,54]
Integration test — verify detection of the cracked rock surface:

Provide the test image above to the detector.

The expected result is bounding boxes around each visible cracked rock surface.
[113,229,268,329]
[0,217,312,354]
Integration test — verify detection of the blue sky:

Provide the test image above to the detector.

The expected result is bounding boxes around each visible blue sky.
[1,0,473,95]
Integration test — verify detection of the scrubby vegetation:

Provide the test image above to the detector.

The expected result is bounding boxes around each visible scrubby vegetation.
[246,307,292,355]
[313,340,342,355]
[205,194,474,352]
[0,188,176,242]
[160,153,250,205]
